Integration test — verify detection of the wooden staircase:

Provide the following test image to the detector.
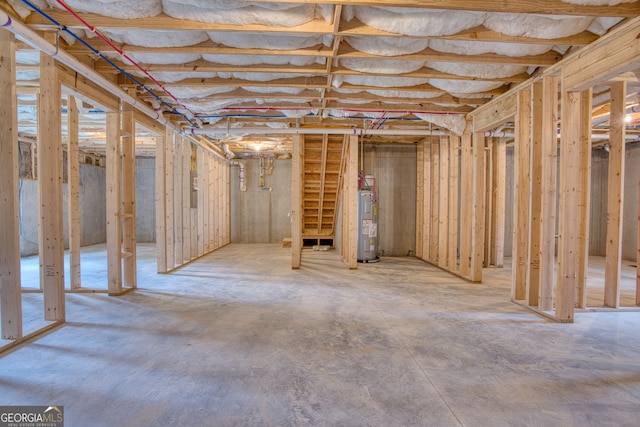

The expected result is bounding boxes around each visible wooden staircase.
[301,134,346,240]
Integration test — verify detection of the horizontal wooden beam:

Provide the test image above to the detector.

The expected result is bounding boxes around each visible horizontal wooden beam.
[471,91,517,132]
[563,15,640,92]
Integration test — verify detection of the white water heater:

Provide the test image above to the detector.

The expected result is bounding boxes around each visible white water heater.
[357,188,379,263]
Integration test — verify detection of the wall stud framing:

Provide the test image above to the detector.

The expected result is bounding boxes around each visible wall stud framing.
[0,31,23,338]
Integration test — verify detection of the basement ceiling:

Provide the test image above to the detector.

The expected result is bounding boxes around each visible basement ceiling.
[5,0,640,157]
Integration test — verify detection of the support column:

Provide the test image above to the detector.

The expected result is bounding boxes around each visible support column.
[529,82,544,306]
[292,134,302,269]
[155,128,168,273]
[415,141,424,259]
[173,136,183,264]
[539,76,558,311]
[471,132,486,282]
[422,142,431,261]
[555,86,584,322]
[513,88,531,301]
[67,97,81,289]
[197,147,205,255]
[182,140,191,262]
[106,112,122,295]
[430,141,440,264]
[604,81,626,308]
[459,126,473,278]
[346,134,358,269]
[438,136,449,267]
[448,134,460,271]
[121,94,136,288]
[490,139,506,267]
[0,30,22,338]
[577,89,593,308]
[39,49,64,320]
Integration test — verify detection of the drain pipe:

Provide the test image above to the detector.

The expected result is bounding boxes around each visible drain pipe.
[230,161,246,192]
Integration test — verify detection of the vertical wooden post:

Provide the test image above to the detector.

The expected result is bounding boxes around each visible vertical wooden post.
[637,177,640,305]
[604,81,626,308]
[539,76,558,311]
[490,138,506,267]
[346,135,359,269]
[529,82,544,306]
[292,134,302,268]
[438,136,449,267]
[106,112,122,295]
[224,163,230,244]
[459,125,473,278]
[173,136,183,264]
[484,142,493,267]
[576,89,592,308]
[197,147,205,255]
[182,140,191,262]
[202,153,210,253]
[471,132,486,282]
[209,158,215,249]
[165,130,175,270]
[67,97,81,289]
[513,88,531,301]
[121,93,136,288]
[422,141,431,261]
[155,128,168,273]
[556,85,583,322]
[39,49,64,319]
[430,141,440,264]
[415,141,424,259]
[0,30,23,338]
[448,134,460,272]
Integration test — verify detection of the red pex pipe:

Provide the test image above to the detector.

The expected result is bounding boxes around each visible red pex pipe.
[54,0,196,116]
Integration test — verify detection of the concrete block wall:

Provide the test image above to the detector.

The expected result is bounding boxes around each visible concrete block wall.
[230,158,292,243]
[362,144,417,257]
[19,158,156,256]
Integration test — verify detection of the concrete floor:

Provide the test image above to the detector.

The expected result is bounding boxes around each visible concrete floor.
[2,244,640,426]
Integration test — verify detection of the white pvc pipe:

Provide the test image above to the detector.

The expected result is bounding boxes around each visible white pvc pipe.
[185,127,453,137]
[0,9,176,131]
[230,161,246,191]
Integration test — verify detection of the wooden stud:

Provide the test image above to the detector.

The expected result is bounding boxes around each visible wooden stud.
[106,111,122,295]
[539,76,558,311]
[471,132,487,282]
[576,89,593,308]
[224,163,230,244]
[121,92,136,288]
[165,130,175,270]
[67,97,81,289]
[203,153,210,253]
[292,134,302,269]
[155,129,168,273]
[430,140,440,264]
[448,134,460,272]
[484,143,493,267]
[0,30,23,339]
[438,136,449,267]
[528,82,544,306]
[459,125,472,278]
[637,176,640,305]
[415,141,424,259]
[422,141,431,261]
[604,81,626,308]
[490,138,506,267]
[38,48,65,318]
[346,135,358,269]
[555,85,583,322]
[182,140,191,262]
[513,88,531,301]
[197,146,205,255]
[173,136,183,264]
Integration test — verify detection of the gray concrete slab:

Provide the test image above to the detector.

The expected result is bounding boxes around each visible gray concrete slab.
[2,244,640,426]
